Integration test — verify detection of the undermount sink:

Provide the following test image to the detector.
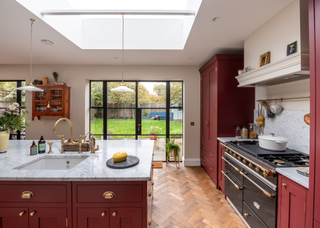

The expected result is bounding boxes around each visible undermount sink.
[15,156,89,170]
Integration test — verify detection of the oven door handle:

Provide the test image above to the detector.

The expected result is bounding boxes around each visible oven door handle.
[239,171,275,198]
[221,171,243,190]
[221,156,240,173]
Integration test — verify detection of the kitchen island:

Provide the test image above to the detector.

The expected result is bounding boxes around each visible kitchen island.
[0,140,154,228]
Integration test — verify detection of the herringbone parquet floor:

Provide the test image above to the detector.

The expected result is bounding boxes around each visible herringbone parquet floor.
[151,163,247,228]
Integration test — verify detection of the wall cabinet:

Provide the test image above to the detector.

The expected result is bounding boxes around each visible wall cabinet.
[32,83,70,120]
[277,174,307,228]
[199,54,255,187]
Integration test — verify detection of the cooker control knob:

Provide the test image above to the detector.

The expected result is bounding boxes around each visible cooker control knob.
[233,153,237,157]
[255,167,260,172]
[249,163,253,168]
[225,149,229,152]
[244,213,249,217]
[230,151,232,155]
[238,156,241,161]
[243,159,247,164]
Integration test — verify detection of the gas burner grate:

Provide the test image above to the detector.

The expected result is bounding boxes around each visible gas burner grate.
[258,154,309,167]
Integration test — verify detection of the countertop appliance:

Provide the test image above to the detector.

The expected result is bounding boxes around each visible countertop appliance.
[222,140,309,228]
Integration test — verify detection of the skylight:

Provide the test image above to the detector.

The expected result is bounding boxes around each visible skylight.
[16,0,202,50]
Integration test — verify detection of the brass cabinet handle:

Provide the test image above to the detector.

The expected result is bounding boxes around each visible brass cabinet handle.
[152,182,154,186]
[101,212,106,217]
[283,183,286,187]
[19,211,25,216]
[112,212,117,217]
[203,148,206,150]
[210,153,213,156]
[148,191,152,197]
[221,171,243,190]
[103,191,116,199]
[210,166,213,171]
[148,219,152,225]
[244,213,249,217]
[203,159,206,162]
[30,211,36,216]
[21,191,35,199]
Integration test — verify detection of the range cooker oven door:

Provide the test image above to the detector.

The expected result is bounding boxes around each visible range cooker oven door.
[243,201,268,228]
[223,155,244,215]
[243,171,277,228]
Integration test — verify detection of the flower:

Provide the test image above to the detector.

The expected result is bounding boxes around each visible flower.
[0,104,29,131]
[8,105,15,111]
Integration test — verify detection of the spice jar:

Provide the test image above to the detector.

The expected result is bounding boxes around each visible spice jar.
[241,127,248,139]
[248,123,256,139]
[235,126,241,139]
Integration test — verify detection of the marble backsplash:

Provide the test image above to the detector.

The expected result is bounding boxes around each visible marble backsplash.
[254,109,310,154]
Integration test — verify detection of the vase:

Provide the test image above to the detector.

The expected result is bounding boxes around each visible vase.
[0,129,10,154]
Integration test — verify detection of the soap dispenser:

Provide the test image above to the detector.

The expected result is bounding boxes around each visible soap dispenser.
[38,136,46,154]
[30,141,37,156]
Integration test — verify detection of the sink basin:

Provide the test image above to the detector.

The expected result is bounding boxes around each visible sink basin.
[15,156,89,170]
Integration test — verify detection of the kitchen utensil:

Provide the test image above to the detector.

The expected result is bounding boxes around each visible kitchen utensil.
[304,114,310,125]
[258,133,288,151]
[270,101,282,114]
[106,155,140,169]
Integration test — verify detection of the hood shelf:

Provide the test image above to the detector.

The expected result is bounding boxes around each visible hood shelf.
[236,51,309,87]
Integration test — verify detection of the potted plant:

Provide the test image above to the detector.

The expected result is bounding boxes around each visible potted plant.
[0,103,29,153]
[166,138,181,168]
[149,126,161,140]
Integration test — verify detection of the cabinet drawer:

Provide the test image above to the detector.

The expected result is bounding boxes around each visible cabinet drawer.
[0,184,67,203]
[76,184,143,203]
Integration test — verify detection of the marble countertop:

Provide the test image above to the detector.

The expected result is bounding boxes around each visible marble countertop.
[217,137,258,143]
[0,140,154,181]
[276,167,309,189]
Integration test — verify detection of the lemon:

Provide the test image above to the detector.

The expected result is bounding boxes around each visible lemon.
[259,115,264,121]
[258,121,264,126]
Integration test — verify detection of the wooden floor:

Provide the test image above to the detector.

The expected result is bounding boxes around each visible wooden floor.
[151,163,247,228]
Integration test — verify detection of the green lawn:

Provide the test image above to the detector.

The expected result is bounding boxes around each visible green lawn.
[90,119,182,135]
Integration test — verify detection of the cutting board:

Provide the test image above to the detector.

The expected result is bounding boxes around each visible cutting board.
[106,155,140,169]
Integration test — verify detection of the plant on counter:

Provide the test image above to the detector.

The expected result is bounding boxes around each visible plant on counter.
[166,138,181,168]
[0,103,29,131]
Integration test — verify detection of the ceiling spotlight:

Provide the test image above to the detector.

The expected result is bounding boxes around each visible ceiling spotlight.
[212,17,220,22]
[115,57,119,59]
[41,39,54,46]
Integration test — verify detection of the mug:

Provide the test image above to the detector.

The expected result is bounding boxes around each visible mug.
[270,101,282,114]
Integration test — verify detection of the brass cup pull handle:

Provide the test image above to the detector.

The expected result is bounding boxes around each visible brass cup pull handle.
[101,212,106,217]
[19,211,25,216]
[244,213,249,217]
[112,212,117,217]
[103,191,116,199]
[21,191,35,199]
[30,211,35,216]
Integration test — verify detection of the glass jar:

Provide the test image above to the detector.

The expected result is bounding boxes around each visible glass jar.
[248,123,256,139]
[235,126,241,139]
[241,127,248,139]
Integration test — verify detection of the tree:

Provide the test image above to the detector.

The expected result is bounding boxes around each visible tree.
[170,82,182,107]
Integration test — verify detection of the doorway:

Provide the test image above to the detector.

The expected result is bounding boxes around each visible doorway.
[89,81,183,161]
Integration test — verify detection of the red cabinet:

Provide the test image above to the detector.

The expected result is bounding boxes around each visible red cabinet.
[199,54,255,187]
[78,208,110,228]
[218,142,225,193]
[277,174,307,228]
[0,208,29,228]
[29,208,67,228]
[315,220,320,228]
[110,208,142,228]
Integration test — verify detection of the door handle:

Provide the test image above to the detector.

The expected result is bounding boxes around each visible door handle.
[222,157,240,172]
[138,124,142,126]
[221,171,243,190]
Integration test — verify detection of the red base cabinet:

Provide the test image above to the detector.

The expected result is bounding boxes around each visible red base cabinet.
[218,142,225,194]
[199,54,255,187]
[277,174,307,228]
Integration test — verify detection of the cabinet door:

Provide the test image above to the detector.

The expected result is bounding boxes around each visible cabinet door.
[0,208,28,228]
[201,72,210,143]
[278,175,307,228]
[78,208,109,228]
[29,208,67,228]
[49,88,64,116]
[218,142,225,193]
[110,208,142,228]
[315,220,320,228]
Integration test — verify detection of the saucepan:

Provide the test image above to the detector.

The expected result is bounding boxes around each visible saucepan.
[258,133,288,151]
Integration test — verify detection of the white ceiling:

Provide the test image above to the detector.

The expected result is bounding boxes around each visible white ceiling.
[0,0,293,66]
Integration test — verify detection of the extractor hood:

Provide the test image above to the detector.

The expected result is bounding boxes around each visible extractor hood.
[235,51,309,87]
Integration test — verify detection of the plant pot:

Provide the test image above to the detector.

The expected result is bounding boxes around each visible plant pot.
[0,129,10,154]
[149,135,158,140]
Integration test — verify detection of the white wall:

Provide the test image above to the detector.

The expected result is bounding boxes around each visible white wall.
[0,65,201,166]
[244,0,309,111]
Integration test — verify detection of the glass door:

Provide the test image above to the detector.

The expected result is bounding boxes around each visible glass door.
[49,88,63,115]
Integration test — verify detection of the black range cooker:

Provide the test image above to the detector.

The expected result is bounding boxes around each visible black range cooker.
[221,140,309,228]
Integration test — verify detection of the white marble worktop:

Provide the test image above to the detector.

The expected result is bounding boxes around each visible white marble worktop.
[276,167,309,189]
[0,140,154,181]
[217,137,258,143]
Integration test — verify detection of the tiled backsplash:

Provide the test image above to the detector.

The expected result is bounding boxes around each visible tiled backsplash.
[254,109,310,154]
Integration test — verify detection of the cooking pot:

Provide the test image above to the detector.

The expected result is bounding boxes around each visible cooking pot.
[258,133,288,151]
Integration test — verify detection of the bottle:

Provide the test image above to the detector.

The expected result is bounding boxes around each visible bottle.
[235,126,241,139]
[38,136,46,154]
[30,141,37,156]
[241,127,248,139]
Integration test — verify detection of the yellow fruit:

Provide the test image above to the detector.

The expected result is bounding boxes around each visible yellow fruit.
[259,115,264,121]
[259,121,264,126]
[113,152,127,163]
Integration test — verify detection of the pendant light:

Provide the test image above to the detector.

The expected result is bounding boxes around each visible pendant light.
[16,19,43,92]
[111,13,134,93]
